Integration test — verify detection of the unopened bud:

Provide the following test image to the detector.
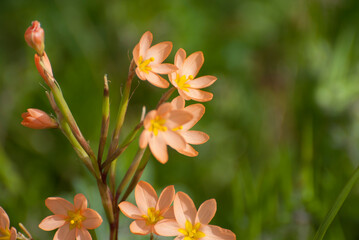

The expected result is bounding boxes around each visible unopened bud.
[35,53,53,86]
[21,109,58,129]
[24,21,45,56]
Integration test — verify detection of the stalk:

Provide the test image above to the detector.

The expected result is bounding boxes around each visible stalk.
[98,74,110,167]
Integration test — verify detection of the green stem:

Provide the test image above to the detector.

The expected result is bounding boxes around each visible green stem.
[98,74,110,167]
[313,165,359,240]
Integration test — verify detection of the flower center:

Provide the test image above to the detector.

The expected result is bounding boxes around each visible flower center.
[178,220,205,240]
[142,207,164,225]
[138,56,154,74]
[66,210,86,230]
[149,116,167,136]
[175,74,193,92]
[0,228,11,240]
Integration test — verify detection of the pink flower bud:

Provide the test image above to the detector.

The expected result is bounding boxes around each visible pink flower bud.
[35,52,53,86]
[21,109,58,129]
[24,21,45,56]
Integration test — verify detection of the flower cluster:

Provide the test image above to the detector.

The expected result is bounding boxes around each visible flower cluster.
[135,31,215,163]
[119,181,236,240]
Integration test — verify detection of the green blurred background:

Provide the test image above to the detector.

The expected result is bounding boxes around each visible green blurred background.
[1,0,359,239]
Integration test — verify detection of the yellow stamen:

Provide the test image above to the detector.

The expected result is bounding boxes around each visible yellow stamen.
[172,125,183,131]
[66,210,86,230]
[178,220,205,240]
[138,56,155,74]
[175,74,193,92]
[149,116,167,136]
[142,207,164,225]
[0,228,11,240]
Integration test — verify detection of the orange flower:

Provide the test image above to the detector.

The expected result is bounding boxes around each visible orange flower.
[133,31,177,88]
[170,48,217,102]
[139,102,193,163]
[39,193,103,240]
[21,108,58,129]
[0,207,17,240]
[119,181,175,235]
[171,96,209,157]
[24,20,45,56]
[155,192,236,240]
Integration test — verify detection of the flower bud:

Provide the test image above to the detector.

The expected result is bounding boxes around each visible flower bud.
[21,109,58,129]
[35,52,53,86]
[24,21,45,56]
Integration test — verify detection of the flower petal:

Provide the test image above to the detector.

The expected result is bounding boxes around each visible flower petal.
[136,68,147,80]
[146,41,172,64]
[181,131,209,145]
[45,197,74,215]
[177,144,198,157]
[53,225,76,240]
[174,192,197,227]
[157,102,172,117]
[163,131,186,151]
[151,64,177,74]
[130,220,151,235]
[162,205,175,219]
[135,181,158,214]
[189,76,217,89]
[39,215,66,231]
[182,51,204,78]
[166,110,193,129]
[154,219,180,236]
[171,96,185,110]
[196,199,217,225]
[10,227,17,240]
[182,104,205,130]
[156,185,175,212]
[200,225,236,240]
[139,31,153,57]
[0,207,10,230]
[133,43,140,64]
[119,201,143,220]
[139,130,151,148]
[186,89,213,102]
[147,72,169,88]
[82,209,103,229]
[149,133,168,164]
[175,48,186,69]
[76,228,92,240]
[74,193,87,211]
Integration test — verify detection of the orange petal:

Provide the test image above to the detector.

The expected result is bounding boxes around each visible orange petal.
[182,51,204,78]
[200,225,236,240]
[135,181,158,214]
[139,130,151,148]
[147,72,169,88]
[174,192,197,227]
[171,96,185,110]
[119,201,143,219]
[178,89,191,101]
[151,64,177,74]
[74,193,87,211]
[130,220,151,235]
[196,199,217,225]
[53,225,76,240]
[135,67,147,80]
[177,144,198,157]
[133,43,140,64]
[45,197,74,215]
[139,31,153,57]
[162,205,175,219]
[186,89,213,102]
[167,110,193,129]
[181,131,209,145]
[82,208,103,229]
[39,215,66,231]
[10,227,16,240]
[157,102,172,117]
[190,76,217,89]
[163,131,186,151]
[146,41,172,64]
[154,219,180,236]
[182,104,205,130]
[0,207,10,229]
[175,48,186,69]
[149,133,168,164]
[156,185,175,212]
[144,110,157,129]
[77,228,92,240]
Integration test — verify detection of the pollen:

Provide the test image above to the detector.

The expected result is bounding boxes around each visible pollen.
[142,207,164,225]
[175,74,193,92]
[138,56,154,74]
[149,116,167,136]
[66,210,86,230]
[178,220,205,240]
